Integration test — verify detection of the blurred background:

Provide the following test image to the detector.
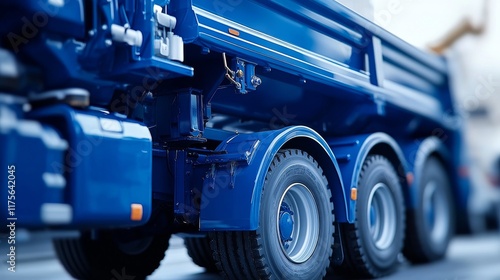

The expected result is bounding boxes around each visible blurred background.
[371,0,500,233]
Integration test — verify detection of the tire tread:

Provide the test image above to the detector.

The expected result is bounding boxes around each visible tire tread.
[338,155,405,278]
[53,233,169,279]
[210,149,333,280]
[184,236,218,272]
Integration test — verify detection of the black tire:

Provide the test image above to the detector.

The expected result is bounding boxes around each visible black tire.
[184,236,218,273]
[340,155,405,278]
[209,149,335,280]
[404,157,455,263]
[53,231,170,280]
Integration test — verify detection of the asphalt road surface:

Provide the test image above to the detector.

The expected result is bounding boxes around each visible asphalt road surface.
[0,231,499,280]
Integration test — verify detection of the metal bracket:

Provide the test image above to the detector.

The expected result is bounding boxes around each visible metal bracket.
[222,52,242,90]
[222,53,261,94]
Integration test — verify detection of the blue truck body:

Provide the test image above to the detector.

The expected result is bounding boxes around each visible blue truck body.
[0,0,469,279]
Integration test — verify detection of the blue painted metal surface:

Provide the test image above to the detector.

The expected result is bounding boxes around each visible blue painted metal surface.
[0,0,193,106]
[25,104,152,227]
[0,95,67,227]
[199,126,346,230]
[0,100,153,227]
[279,205,294,242]
[400,136,450,208]
[175,0,453,136]
[0,0,468,235]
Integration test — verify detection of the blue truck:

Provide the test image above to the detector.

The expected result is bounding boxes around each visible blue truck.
[0,0,469,279]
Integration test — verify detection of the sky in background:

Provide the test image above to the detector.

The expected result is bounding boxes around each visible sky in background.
[371,0,500,73]
[372,0,469,49]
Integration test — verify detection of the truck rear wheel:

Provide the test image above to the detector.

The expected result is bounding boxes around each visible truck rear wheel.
[209,149,335,279]
[404,157,454,263]
[53,231,170,280]
[184,236,218,272]
[340,155,405,278]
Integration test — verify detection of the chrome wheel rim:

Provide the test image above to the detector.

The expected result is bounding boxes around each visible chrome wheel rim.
[277,183,320,263]
[367,183,397,250]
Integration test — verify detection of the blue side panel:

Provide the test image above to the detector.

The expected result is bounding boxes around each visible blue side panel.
[171,0,452,133]
[199,126,346,231]
[189,0,370,85]
[0,95,68,227]
[28,105,153,227]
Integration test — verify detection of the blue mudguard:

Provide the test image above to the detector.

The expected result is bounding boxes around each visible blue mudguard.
[329,132,410,222]
[199,126,347,231]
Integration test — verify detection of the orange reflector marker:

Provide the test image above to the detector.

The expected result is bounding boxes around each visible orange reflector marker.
[130,204,143,221]
[228,28,240,36]
[406,172,414,185]
[350,188,357,201]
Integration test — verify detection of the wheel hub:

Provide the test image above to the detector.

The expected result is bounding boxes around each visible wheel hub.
[367,182,397,250]
[279,204,294,248]
[276,183,320,263]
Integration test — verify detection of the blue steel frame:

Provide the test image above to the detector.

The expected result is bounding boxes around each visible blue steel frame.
[0,0,468,232]
[177,0,453,127]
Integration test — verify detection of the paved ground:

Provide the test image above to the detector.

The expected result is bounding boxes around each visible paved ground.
[0,231,499,280]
